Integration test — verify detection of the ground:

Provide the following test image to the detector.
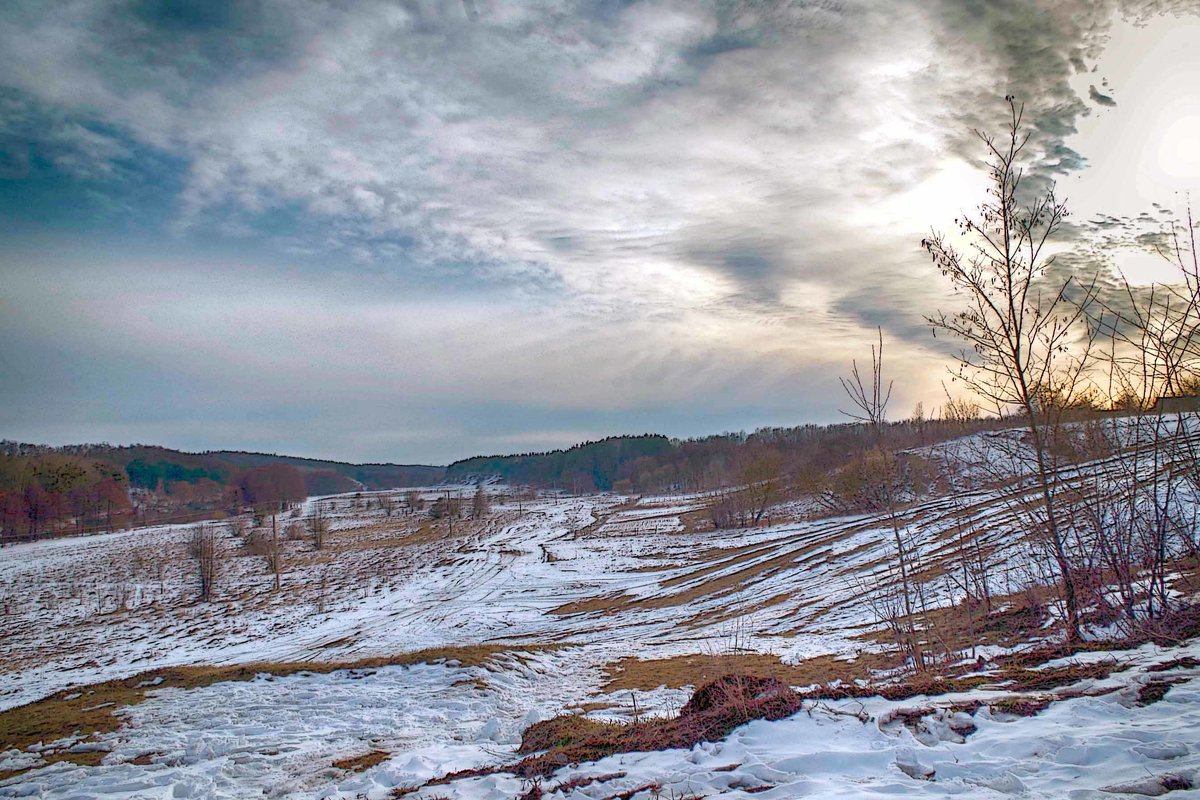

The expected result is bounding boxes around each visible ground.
[1,427,1198,798]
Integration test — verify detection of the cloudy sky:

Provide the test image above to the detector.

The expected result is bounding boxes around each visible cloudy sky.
[2,0,1199,464]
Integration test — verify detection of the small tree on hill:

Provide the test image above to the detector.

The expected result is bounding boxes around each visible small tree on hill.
[237,464,306,591]
[189,523,218,602]
[472,485,489,519]
[309,503,329,550]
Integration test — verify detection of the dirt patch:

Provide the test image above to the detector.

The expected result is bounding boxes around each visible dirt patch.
[333,750,391,772]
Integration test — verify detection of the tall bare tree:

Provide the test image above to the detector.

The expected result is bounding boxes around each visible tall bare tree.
[923,97,1098,641]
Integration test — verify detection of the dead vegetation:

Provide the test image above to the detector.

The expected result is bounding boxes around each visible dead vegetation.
[333,750,391,772]
[602,651,898,693]
[1137,679,1184,706]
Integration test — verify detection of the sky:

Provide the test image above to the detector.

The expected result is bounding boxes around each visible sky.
[1,0,1199,465]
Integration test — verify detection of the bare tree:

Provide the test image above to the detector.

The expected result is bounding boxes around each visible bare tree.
[1081,205,1200,622]
[840,328,925,671]
[379,493,396,518]
[471,485,489,519]
[270,508,281,590]
[189,524,218,602]
[309,503,329,550]
[740,452,783,526]
[922,97,1098,642]
[229,516,248,541]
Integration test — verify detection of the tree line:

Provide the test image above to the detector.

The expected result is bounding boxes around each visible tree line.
[0,450,314,543]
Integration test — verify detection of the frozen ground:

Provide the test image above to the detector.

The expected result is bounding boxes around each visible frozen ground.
[5,638,1199,798]
[1,422,1198,798]
[417,640,1200,800]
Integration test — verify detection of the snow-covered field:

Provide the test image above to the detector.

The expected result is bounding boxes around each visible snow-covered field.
[1,423,1199,798]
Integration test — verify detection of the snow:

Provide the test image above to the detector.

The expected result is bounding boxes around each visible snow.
[5,641,1199,799]
[1,419,1199,798]
[411,642,1200,800]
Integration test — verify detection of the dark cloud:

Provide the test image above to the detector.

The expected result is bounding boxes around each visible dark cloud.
[1089,84,1117,106]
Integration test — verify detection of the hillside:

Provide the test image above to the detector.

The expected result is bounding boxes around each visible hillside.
[445,434,674,491]
[207,450,445,492]
[0,417,1197,797]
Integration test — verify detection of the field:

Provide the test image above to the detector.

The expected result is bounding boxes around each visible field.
[2,425,1200,798]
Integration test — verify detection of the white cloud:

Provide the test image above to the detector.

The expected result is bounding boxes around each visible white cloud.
[2,0,1192,460]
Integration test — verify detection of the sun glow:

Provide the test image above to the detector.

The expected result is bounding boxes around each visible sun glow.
[1066,14,1200,219]
[1158,112,1200,181]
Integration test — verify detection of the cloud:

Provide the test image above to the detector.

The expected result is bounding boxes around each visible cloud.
[1089,84,1118,106]
[0,0,1193,460]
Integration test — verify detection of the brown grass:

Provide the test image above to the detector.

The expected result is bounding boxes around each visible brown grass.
[333,750,391,772]
[987,696,1053,717]
[551,592,635,616]
[1147,656,1200,673]
[602,651,898,693]
[515,675,807,778]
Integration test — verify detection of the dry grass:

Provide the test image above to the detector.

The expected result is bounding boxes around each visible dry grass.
[987,696,1053,717]
[516,674,807,778]
[391,674,810,793]
[333,750,391,772]
[551,592,634,616]
[602,651,899,693]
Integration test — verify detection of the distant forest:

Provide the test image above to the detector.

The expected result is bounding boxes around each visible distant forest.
[0,442,444,541]
[446,412,1008,493]
[1,409,1011,541]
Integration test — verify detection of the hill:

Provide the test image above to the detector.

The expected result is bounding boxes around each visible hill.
[445,434,673,491]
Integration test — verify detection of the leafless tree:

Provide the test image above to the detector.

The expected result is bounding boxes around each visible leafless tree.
[189,524,218,602]
[379,493,396,517]
[840,327,925,671]
[270,507,282,590]
[740,452,783,526]
[1079,206,1200,622]
[923,97,1099,642]
[471,485,489,519]
[229,516,248,540]
[309,503,329,550]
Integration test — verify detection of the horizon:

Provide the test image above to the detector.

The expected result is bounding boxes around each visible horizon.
[3,1,1199,463]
